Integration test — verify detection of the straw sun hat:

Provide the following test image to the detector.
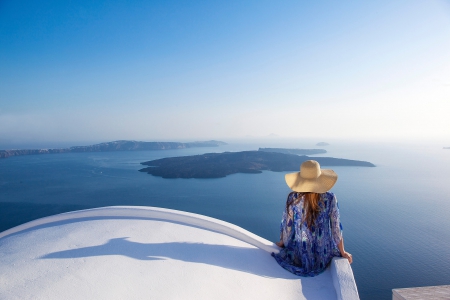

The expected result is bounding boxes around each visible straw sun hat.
[285,160,338,193]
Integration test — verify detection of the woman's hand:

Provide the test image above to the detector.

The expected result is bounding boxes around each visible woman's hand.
[338,238,352,264]
[276,241,284,248]
[341,251,353,264]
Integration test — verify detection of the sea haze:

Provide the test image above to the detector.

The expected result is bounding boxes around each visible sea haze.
[1,141,449,300]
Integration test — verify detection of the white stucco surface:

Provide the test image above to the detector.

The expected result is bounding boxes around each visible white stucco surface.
[0,206,357,299]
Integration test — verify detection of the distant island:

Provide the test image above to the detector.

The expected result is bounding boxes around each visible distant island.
[259,148,326,155]
[316,142,330,146]
[0,140,227,159]
[139,151,375,179]
[444,147,450,149]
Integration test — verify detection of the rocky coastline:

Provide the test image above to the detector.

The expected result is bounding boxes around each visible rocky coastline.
[0,140,227,159]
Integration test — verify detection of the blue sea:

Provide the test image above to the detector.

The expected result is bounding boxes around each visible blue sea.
[1,140,449,299]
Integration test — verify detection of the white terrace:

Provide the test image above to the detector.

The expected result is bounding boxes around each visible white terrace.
[0,206,359,300]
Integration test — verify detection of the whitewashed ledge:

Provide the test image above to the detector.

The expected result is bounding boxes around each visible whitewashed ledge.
[0,206,359,300]
[393,285,450,300]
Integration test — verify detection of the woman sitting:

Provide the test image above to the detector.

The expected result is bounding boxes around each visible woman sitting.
[272,160,352,277]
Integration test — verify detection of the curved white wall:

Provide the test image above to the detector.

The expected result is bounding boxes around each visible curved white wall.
[0,206,359,299]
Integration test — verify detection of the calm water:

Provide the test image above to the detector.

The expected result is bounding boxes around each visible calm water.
[1,141,449,299]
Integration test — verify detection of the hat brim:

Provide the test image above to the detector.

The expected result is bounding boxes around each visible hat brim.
[285,169,337,193]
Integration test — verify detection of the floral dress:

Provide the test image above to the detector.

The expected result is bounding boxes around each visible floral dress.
[272,191,342,277]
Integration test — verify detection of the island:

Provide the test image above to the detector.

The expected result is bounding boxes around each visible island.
[0,140,227,159]
[316,142,330,146]
[139,151,375,179]
[259,148,326,155]
[444,147,450,150]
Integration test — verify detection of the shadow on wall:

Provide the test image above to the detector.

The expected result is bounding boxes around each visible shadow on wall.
[39,236,328,291]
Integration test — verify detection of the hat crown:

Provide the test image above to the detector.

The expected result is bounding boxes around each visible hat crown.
[300,160,321,179]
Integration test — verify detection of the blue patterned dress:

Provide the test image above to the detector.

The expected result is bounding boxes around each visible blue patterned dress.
[272,191,342,277]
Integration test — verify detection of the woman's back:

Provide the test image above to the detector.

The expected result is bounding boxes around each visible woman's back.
[273,191,342,276]
[272,160,352,276]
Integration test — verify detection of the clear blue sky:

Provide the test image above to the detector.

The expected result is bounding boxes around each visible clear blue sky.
[1,0,449,147]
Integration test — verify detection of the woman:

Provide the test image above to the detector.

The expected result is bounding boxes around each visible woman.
[272,160,352,277]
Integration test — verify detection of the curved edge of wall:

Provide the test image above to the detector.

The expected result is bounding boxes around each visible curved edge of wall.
[0,206,280,253]
[331,257,360,300]
[0,206,359,299]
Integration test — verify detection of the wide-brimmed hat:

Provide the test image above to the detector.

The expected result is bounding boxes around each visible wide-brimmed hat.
[285,160,337,193]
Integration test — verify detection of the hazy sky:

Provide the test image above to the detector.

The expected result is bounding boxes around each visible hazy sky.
[1,0,449,147]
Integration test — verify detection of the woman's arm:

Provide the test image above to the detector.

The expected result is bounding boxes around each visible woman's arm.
[276,193,296,248]
[330,194,352,264]
[277,211,292,248]
[338,237,353,264]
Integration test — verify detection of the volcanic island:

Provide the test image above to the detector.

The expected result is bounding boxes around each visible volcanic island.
[139,150,375,179]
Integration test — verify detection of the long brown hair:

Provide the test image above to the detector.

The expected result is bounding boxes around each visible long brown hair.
[286,192,322,228]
